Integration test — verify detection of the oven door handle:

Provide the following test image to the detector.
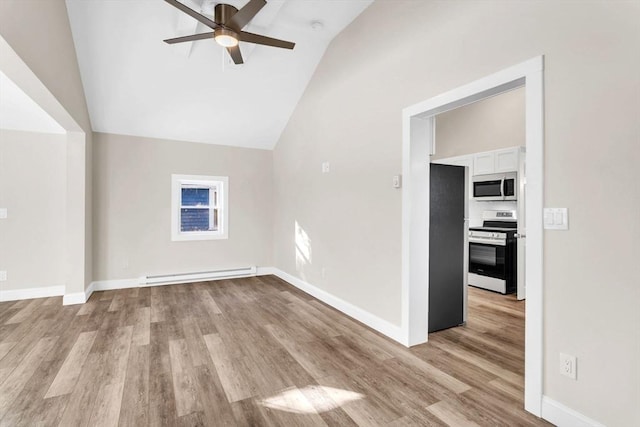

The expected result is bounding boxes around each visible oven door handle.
[469,237,507,246]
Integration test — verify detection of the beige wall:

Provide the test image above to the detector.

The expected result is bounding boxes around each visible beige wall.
[433,87,525,160]
[93,133,273,281]
[273,1,640,425]
[0,0,93,295]
[0,130,67,291]
[0,0,91,132]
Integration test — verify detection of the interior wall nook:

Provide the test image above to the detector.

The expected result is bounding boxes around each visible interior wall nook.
[401,56,544,416]
[0,35,90,302]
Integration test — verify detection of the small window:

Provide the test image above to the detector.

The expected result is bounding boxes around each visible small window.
[171,174,228,241]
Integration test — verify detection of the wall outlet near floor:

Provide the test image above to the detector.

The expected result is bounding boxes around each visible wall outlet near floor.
[0,271,6,281]
[560,353,577,380]
[321,267,327,279]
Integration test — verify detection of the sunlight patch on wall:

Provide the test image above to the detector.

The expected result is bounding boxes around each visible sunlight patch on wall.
[295,220,312,279]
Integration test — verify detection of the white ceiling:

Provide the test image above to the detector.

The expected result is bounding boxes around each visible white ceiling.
[66,0,372,150]
[0,70,65,134]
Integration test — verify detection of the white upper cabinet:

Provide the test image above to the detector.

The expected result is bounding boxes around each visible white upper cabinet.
[471,147,522,175]
[473,153,495,175]
[494,148,520,173]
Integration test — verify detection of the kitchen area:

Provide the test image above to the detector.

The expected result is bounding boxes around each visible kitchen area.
[429,86,527,333]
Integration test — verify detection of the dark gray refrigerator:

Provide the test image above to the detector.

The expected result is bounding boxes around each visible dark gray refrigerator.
[429,163,465,333]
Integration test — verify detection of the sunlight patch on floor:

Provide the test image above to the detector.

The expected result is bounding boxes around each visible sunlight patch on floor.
[257,385,365,414]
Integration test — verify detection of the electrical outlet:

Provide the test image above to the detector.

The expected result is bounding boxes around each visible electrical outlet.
[0,271,7,281]
[322,161,330,173]
[560,353,577,380]
[0,208,7,219]
[392,175,402,189]
[321,267,327,279]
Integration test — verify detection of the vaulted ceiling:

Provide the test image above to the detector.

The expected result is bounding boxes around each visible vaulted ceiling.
[65,0,372,149]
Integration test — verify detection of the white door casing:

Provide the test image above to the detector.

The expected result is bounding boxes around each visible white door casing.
[401,56,544,416]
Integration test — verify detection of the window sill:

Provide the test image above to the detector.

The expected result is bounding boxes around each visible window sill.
[171,232,228,242]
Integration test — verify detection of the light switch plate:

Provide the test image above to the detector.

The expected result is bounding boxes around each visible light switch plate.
[0,271,6,281]
[0,208,7,219]
[321,161,330,173]
[544,208,568,230]
[392,175,402,189]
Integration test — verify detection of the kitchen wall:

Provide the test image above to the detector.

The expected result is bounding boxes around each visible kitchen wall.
[433,87,525,160]
[0,130,66,293]
[273,1,640,425]
[93,132,273,281]
[433,88,525,225]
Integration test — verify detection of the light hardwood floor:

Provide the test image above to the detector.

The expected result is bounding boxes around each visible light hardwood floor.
[0,276,550,426]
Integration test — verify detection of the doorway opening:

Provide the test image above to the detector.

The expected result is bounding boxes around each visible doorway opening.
[400,57,544,416]
[429,88,527,404]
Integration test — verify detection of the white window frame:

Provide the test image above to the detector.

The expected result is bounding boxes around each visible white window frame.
[171,174,229,241]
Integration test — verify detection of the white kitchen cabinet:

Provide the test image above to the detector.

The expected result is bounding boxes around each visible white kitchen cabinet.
[495,148,520,173]
[473,153,495,175]
[473,147,522,175]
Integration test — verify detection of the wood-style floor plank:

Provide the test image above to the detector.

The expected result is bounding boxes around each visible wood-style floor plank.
[0,277,551,426]
[0,336,58,414]
[168,339,202,417]
[118,344,150,426]
[45,330,98,398]
[426,399,482,426]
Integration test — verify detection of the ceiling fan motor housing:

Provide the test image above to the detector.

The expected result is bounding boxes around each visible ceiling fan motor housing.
[215,3,238,27]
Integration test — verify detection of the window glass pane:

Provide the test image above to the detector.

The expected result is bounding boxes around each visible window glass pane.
[181,208,210,231]
[181,188,210,206]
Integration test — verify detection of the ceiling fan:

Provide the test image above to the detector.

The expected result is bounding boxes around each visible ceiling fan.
[163,0,295,64]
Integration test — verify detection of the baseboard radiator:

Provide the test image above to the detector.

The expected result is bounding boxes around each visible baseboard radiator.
[140,266,257,287]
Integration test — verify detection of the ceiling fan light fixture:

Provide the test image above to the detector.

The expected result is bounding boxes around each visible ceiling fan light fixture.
[214,28,239,47]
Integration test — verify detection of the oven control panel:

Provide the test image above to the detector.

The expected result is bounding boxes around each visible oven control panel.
[468,230,508,246]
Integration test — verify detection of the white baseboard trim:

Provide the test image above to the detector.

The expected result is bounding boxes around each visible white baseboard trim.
[269,268,405,345]
[93,278,141,292]
[62,287,93,305]
[541,396,605,427]
[256,267,278,276]
[0,285,65,302]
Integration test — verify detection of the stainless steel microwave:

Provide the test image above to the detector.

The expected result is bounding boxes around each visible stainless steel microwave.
[472,172,517,201]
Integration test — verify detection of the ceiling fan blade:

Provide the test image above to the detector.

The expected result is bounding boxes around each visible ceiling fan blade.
[163,32,215,44]
[226,0,266,30]
[164,0,219,29]
[226,46,244,64]
[238,31,295,49]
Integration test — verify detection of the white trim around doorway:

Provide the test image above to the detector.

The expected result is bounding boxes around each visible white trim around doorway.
[400,56,544,417]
